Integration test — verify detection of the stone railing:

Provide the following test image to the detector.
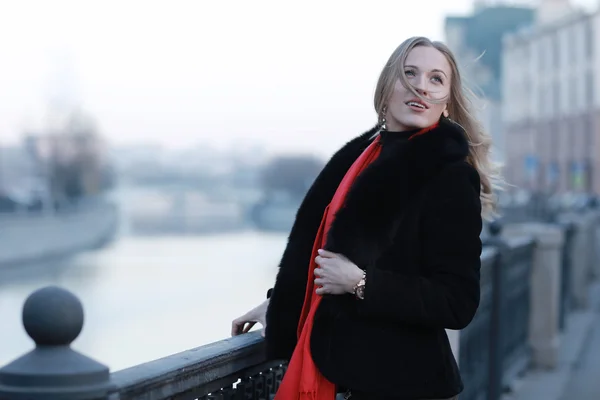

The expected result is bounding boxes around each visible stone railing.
[0,286,286,400]
[457,223,535,400]
[1,211,598,400]
[458,208,600,400]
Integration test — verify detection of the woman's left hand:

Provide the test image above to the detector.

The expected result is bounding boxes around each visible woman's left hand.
[314,249,365,295]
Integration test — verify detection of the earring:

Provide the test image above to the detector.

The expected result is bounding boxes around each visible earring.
[380,106,388,130]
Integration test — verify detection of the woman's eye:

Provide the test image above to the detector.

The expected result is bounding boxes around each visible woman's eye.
[432,75,443,84]
[405,70,416,77]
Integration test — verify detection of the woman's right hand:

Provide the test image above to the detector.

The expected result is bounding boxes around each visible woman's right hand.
[231,299,269,337]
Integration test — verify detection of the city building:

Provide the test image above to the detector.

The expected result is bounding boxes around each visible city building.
[445,0,535,163]
[502,0,599,193]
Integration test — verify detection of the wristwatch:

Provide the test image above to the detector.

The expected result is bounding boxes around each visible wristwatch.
[353,271,367,300]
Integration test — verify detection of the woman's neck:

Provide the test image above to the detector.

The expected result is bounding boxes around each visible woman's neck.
[385,115,420,132]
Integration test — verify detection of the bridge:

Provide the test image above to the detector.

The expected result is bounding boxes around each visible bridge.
[0,197,599,400]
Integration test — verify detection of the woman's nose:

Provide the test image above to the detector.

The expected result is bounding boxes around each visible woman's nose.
[415,85,428,97]
[413,76,429,96]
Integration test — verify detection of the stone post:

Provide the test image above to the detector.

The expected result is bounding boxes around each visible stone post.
[0,286,113,399]
[485,219,507,400]
[588,209,600,279]
[579,210,595,282]
[557,213,590,309]
[503,222,564,369]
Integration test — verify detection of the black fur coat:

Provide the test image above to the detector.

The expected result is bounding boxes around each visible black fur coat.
[265,117,483,399]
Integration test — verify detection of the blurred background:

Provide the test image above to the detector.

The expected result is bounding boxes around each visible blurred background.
[1,0,599,375]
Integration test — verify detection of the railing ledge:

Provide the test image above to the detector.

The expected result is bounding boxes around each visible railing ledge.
[110,332,275,399]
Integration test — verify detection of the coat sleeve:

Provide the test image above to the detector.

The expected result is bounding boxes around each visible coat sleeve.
[264,243,312,360]
[264,129,377,360]
[356,162,483,330]
[264,172,330,360]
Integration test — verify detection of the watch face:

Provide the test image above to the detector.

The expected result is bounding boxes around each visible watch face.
[356,285,365,299]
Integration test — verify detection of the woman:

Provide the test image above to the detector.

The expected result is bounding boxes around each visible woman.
[231,36,499,400]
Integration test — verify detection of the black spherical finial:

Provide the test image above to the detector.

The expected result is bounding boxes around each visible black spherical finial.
[1,286,113,399]
[22,286,84,346]
[488,219,503,237]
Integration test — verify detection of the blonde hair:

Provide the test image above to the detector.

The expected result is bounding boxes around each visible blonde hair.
[374,36,502,218]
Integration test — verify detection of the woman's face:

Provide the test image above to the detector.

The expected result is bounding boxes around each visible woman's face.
[385,46,452,131]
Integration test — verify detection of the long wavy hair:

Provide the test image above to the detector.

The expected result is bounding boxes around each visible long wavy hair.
[374,36,502,218]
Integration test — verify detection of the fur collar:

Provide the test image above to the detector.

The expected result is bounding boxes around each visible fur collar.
[324,117,470,268]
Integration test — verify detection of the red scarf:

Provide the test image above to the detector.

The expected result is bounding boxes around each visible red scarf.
[275,123,438,400]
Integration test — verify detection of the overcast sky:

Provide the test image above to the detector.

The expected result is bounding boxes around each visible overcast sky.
[0,0,597,157]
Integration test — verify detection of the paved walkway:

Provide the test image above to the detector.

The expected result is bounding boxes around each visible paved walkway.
[502,282,600,400]
[559,304,600,399]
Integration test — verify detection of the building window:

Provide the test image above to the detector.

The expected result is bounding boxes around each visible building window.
[554,81,560,117]
[585,19,594,60]
[551,119,559,156]
[584,115,593,158]
[586,70,594,108]
[569,27,577,61]
[546,161,560,190]
[553,33,560,67]
[539,86,546,116]
[538,40,545,71]
[570,76,578,111]
[586,158,594,192]
[571,160,587,191]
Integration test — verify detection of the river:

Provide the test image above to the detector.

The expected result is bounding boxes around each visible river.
[0,231,287,372]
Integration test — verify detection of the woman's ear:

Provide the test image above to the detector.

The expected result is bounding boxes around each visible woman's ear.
[442,106,449,118]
